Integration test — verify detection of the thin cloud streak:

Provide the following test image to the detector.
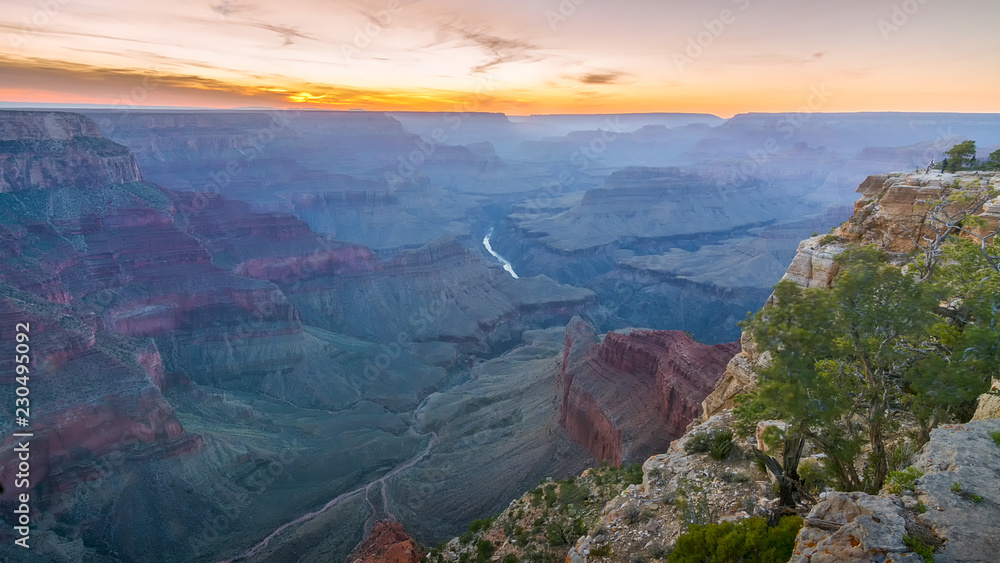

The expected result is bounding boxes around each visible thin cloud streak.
[0,0,997,114]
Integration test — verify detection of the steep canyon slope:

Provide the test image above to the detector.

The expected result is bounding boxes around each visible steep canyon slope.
[0,111,607,562]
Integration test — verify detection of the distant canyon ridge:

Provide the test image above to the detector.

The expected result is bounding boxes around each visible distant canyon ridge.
[0,108,998,561]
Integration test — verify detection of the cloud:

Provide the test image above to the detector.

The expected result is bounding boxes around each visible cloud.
[248,22,314,47]
[578,72,625,85]
[211,1,255,17]
[436,20,543,75]
[0,53,507,112]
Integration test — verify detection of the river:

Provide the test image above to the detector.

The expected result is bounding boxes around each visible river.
[483,228,519,279]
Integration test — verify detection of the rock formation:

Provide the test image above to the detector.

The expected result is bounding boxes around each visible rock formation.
[350,520,424,563]
[558,317,738,464]
[790,492,926,563]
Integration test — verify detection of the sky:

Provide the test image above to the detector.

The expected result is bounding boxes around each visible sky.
[1,0,998,116]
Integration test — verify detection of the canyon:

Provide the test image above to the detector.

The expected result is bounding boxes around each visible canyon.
[0,108,998,561]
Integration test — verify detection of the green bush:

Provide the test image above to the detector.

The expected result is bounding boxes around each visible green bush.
[469,517,493,533]
[558,481,590,508]
[990,430,1000,446]
[709,430,735,460]
[545,521,568,546]
[885,467,924,494]
[590,544,612,557]
[668,516,803,563]
[798,458,830,493]
[475,539,495,562]
[684,432,714,455]
[502,554,518,563]
[903,534,935,562]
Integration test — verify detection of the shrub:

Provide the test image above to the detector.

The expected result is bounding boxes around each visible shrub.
[990,430,1000,446]
[502,554,518,563]
[684,432,714,455]
[890,441,919,472]
[719,470,751,484]
[647,541,672,559]
[885,467,924,494]
[623,501,642,524]
[475,539,495,562]
[469,518,493,533]
[914,500,928,513]
[709,430,734,460]
[590,544,612,557]
[558,481,590,508]
[675,479,713,526]
[668,516,803,563]
[544,484,558,508]
[545,521,567,546]
[903,534,935,562]
[798,459,830,493]
[950,482,962,493]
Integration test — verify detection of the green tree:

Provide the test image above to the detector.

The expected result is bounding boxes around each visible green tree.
[985,149,1000,170]
[747,246,992,494]
[945,140,976,171]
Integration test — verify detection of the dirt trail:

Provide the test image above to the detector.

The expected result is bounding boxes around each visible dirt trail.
[219,432,438,562]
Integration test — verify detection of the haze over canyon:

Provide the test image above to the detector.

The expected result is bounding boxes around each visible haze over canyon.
[0,107,999,562]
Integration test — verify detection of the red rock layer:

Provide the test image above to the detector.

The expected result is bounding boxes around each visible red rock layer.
[350,520,424,563]
[559,317,738,465]
[0,301,199,502]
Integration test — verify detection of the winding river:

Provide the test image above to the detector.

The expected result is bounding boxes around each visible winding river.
[483,228,519,279]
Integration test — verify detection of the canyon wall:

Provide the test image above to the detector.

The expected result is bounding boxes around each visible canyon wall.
[558,316,738,464]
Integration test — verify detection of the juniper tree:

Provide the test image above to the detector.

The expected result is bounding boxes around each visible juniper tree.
[746,246,994,495]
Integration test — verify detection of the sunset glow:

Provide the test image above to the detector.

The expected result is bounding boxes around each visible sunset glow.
[2,0,998,115]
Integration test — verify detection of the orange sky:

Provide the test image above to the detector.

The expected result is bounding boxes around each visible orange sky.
[2,0,998,116]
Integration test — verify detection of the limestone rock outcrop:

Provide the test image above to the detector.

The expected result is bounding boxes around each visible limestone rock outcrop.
[908,419,1000,563]
[790,492,925,563]
[972,378,1000,420]
[840,171,999,253]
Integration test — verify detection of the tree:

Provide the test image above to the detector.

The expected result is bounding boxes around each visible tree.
[909,180,998,279]
[746,246,992,494]
[945,140,976,171]
[985,149,1000,170]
